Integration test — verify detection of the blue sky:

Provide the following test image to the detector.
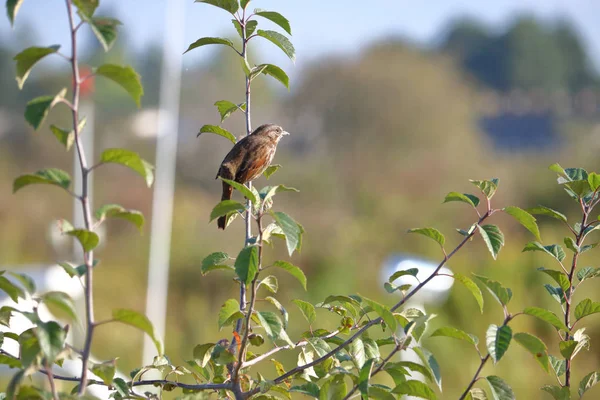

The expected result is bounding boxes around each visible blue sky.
[2,0,600,73]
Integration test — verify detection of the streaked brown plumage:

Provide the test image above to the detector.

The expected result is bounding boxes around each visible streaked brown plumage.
[216,124,289,229]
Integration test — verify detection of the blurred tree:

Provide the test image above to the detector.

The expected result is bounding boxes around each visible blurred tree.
[440,15,599,92]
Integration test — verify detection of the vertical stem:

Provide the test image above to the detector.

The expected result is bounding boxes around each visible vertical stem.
[234,9,252,352]
[45,364,59,400]
[65,0,95,394]
[563,201,588,387]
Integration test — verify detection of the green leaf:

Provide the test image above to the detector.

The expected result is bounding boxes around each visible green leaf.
[41,292,78,322]
[36,321,66,363]
[240,0,250,9]
[87,17,121,52]
[272,260,306,290]
[470,179,498,199]
[503,206,541,240]
[195,0,238,14]
[290,383,320,398]
[486,324,512,364]
[272,211,303,256]
[209,200,245,223]
[538,268,570,292]
[453,273,484,313]
[8,272,35,294]
[193,343,216,367]
[522,242,566,262]
[486,376,515,400]
[564,236,579,253]
[234,246,259,285]
[523,307,568,331]
[549,355,566,377]
[91,359,117,385]
[6,0,25,26]
[473,275,512,306]
[95,204,144,232]
[251,63,290,89]
[0,276,24,303]
[201,252,233,275]
[233,20,257,42]
[430,326,477,346]
[575,298,600,321]
[220,178,257,204]
[49,118,86,151]
[13,168,71,194]
[559,340,577,359]
[100,148,154,186]
[541,385,570,400]
[477,225,504,260]
[24,88,67,130]
[392,380,436,400]
[358,358,375,397]
[549,163,568,178]
[256,311,287,342]
[259,275,278,293]
[443,192,480,208]
[349,337,366,369]
[527,205,567,223]
[466,388,488,400]
[112,309,163,355]
[95,64,143,107]
[579,371,600,398]
[256,30,296,62]
[577,267,600,282]
[218,299,243,330]
[14,45,60,89]
[254,9,291,35]
[388,268,419,283]
[261,184,299,205]
[197,124,237,144]
[412,346,442,390]
[588,173,600,191]
[293,299,316,325]
[407,227,445,248]
[213,100,245,122]
[73,0,99,17]
[361,296,397,332]
[184,37,236,54]
[64,229,99,252]
[263,164,281,179]
[265,296,288,330]
[513,332,549,372]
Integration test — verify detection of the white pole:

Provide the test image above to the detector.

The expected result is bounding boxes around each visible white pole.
[142,0,185,365]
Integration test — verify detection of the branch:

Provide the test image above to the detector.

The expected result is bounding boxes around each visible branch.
[245,212,493,398]
[563,199,589,387]
[241,329,341,369]
[38,368,231,392]
[458,313,514,400]
[65,0,96,394]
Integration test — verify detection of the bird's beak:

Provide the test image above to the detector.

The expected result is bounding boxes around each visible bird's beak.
[282,131,290,136]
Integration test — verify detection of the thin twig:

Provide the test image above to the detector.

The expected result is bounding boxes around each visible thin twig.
[45,364,60,400]
[563,198,589,387]
[65,0,96,394]
[232,6,252,380]
[458,313,513,399]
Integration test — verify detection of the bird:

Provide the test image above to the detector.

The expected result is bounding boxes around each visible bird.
[216,124,289,229]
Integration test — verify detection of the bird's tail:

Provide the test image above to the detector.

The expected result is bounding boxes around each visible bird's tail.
[217,181,233,230]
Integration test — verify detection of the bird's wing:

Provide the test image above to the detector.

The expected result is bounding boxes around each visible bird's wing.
[216,136,249,179]
[235,136,272,183]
